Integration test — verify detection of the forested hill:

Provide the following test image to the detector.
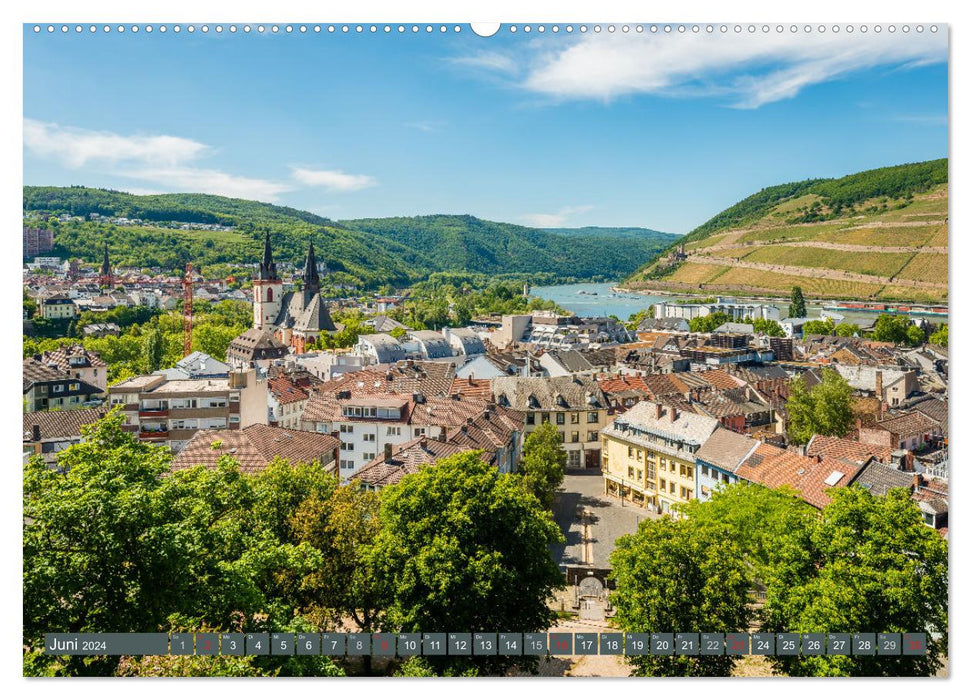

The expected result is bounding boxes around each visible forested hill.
[23,187,673,286]
[623,158,949,305]
[339,215,677,279]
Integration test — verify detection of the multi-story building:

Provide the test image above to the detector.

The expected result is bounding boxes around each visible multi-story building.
[652,298,781,322]
[301,387,521,481]
[40,295,78,320]
[601,401,720,513]
[33,344,108,392]
[492,375,610,469]
[23,357,104,411]
[107,368,267,452]
[23,226,54,258]
[693,427,760,502]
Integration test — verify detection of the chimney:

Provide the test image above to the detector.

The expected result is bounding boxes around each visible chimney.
[670,407,677,423]
[383,442,393,461]
[912,473,922,491]
[655,403,662,420]
[31,424,41,442]
[878,401,886,421]
[906,452,914,472]
[874,370,884,400]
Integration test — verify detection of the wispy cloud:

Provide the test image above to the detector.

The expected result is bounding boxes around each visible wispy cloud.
[24,119,291,202]
[450,50,519,75]
[521,205,593,228]
[121,166,292,201]
[455,30,947,108]
[290,166,377,192]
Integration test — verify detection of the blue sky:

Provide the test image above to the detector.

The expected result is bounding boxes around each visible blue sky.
[23,25,948,233]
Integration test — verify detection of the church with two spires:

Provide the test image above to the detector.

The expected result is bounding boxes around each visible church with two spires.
[251,233,339,354]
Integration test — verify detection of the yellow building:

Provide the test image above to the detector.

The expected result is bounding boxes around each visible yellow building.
[602,401,720,514]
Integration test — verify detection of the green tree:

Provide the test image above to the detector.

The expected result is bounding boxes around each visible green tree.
[292,485,386,632]
[142,326,166,372]
[610,517,752,676]
[518,422,568,510]
[689,311,730,334]
[871,314,911,344]
[929,323,947,347]
[749,317,784,337]
[834,322,860,337]
[802,318,835,336]
[906,324,926,347]
[762,487,948,677]
[786,368,854,445]
[788,286,807,318]
[370,452,564,675]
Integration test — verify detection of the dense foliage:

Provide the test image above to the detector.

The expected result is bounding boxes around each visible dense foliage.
[612,484,947,677]
[518,422,568,510]
[26,186,672,288]
[370,451,564,675]
[24,415,566,677]
[872,314,926,346]
[786,368,854,445]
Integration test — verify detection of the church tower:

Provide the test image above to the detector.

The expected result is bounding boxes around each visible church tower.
[253,232,283,329]
[98,242,113,287]
[302,239,321,302]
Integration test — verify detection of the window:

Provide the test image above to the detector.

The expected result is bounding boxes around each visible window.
[628,467,635,478]
[340,424,353,433]
[722,473,730,484]
[628,446,634,458]
[567,451,581,469]
[670,481,676,494]
[53,384,63,393]
[637,449,643,460]
[414,428,426,437]
[571,431,580,443]
[526,412,535,425]
[363,452,376,461]
[363,433,376,442]
[587,430,598,442]
[636,469,643,481]
[587,411,599,424]
[702,465,709,477]
[556,413,565,425]
[571,412,580,424]
[647,464,655,479]
[386,426,401,436]
[660,478,666,490]
[341,442,354,451]
[558,432,566,443]
[541,414,550,424]
[339,459,353,471]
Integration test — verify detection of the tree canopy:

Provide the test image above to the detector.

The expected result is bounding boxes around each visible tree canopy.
[786,368,854,445]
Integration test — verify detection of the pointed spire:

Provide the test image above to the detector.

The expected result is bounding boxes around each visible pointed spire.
[99,241,110,277]
[259,231,278,280]
[303,239,321,296]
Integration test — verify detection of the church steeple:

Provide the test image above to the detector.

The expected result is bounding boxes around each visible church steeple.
[258,231,278,281]
[302,239,321,296]
[98,242,112,286]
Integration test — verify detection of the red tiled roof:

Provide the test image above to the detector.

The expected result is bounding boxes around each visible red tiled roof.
[268,377,310,405]
[171,424,339,474]
[737,447,862,510]
[806,435,894,465]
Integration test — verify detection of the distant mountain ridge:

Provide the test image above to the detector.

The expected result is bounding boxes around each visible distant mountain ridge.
[22,187,672,287]
[542,226,679,240]
[624,159,948,305]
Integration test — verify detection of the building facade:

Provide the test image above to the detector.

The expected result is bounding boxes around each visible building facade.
[108,368,267,452]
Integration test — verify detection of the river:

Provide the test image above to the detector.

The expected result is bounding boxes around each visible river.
[530,282,947,325]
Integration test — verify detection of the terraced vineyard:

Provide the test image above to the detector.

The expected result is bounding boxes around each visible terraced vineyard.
[626,159,948,304]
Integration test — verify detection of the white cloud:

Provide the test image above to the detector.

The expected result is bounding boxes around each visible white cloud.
[24,119,208,168]
[24,119,291,202]
[291,166,377,192]
[462,30,947,108]
[121,167,292,202]
[450,50,519,75]
[521,205,593,228]
[404,120,445,133]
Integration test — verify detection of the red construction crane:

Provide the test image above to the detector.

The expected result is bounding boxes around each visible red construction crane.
[182,263,194,357]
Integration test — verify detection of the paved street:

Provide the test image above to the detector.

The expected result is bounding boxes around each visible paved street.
[551,469,656,569]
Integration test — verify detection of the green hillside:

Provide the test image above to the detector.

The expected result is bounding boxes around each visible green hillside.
[23,187,670,288]
[340,215,675,280]
[624,159,949,304]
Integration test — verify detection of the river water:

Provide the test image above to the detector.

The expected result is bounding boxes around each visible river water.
[530,282,946,325]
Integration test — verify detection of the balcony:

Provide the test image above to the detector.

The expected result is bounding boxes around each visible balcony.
[138,408,169,418]
[138,429,169,440]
